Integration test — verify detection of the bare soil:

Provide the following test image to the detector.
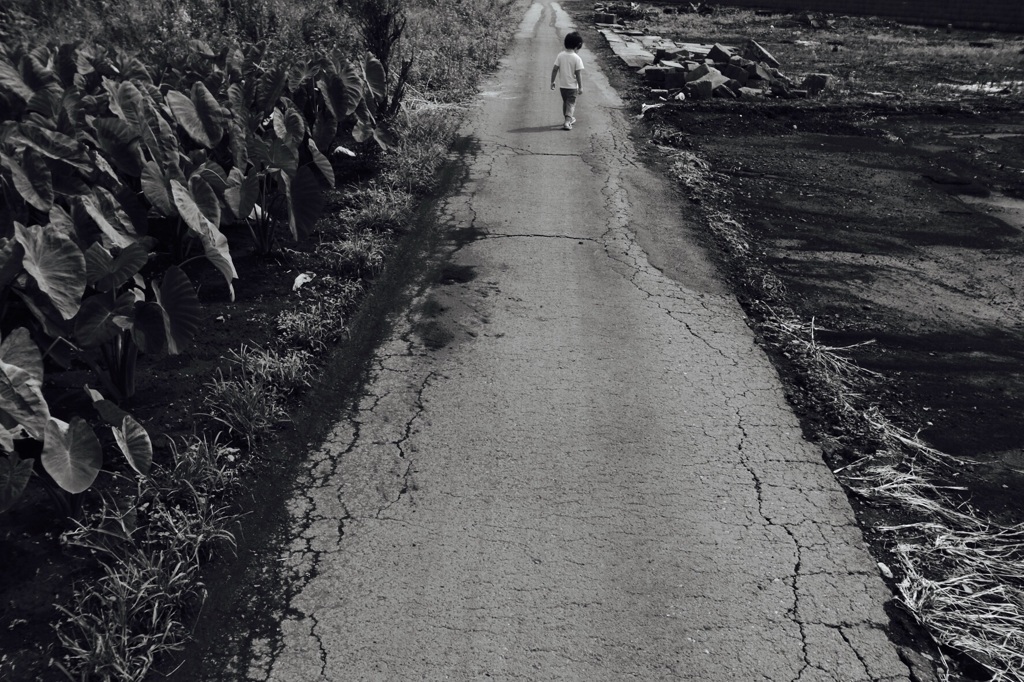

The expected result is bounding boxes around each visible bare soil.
[570,3,1024,676]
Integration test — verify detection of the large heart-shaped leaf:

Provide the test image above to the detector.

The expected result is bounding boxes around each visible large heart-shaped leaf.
[16,122,92,171]
[144,98,179,166]
[131,300,166,354]
[189,174,221,228]
[338,62,365,116]
[0,454,34,513]
[14,223,86,320]
[84,242,148,292]
[74,292,136,348]
[170,180,236,298]
[372,124,397,150]
[273,104,307,147]
[1,150,53,211]
[27,83,64,120]
[311,107,338,152]
[116,79,147,128]
[284,166,325,240]
[224,168,259,223]
[0,59,33,104]
[93,117,144,176]
[113,414,152,477]
[268,138,297,177]
[0,328,44,385]
[166,89,212,148]
[155,265,200,355]
[48,204,74,237]
[0,359,49,440]
[141,161,174,215]
[306,139,335,187]
[84,385,130,426]
[41,417,102,494]
[192,81,228,147]
[256,66,288,114]
[76,193,131,249]
[364,56,387,101]
[22,49,58,91]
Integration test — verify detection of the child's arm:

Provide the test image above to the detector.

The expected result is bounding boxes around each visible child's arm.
[575,69,583,94]
[550,65,559,90]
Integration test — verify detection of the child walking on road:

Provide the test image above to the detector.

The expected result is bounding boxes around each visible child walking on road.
[550,31,584,130]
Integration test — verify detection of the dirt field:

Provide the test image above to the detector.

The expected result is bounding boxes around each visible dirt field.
[570,3,1024,677]
[577,2,1024,521]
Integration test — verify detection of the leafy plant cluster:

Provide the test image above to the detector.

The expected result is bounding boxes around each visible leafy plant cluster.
[0,35,396,513]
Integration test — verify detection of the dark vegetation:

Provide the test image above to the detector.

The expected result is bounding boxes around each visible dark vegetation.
[0,0,518,678]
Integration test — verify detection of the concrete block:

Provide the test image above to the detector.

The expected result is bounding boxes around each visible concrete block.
[643,66,667,85]
[594,12,617,24]
[748,63,774,81]
[707,43,734,63]
[685,80,715,100]
[660,59,686,70]
[713,83,738,98]
[801,73,833,95]
[664,70,688,89]
[730,55,755,69]
[684,63,712,82]
[770,80,792,98]
[743,39,780,68]
[769,67,794,86]
[723,64,750,85]
[738,87,765,99]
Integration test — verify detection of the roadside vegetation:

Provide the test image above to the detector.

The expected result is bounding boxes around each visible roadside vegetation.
[594,4,1024,680]
[0,0,518,678]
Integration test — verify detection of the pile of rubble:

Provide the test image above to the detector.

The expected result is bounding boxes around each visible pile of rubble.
[595,15,834,101]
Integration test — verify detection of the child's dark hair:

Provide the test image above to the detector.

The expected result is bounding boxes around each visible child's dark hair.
[564,32,583,50]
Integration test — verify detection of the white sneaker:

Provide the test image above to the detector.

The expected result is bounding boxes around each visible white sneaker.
[570,117,577,125]
[563,121,572,130]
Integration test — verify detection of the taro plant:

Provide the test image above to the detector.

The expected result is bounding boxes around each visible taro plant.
[0,35,396,511]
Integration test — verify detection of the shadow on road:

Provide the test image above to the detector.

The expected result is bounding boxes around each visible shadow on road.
[507,125,564,133]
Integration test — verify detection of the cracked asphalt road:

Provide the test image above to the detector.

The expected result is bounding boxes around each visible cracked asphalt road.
[246,2,911,680]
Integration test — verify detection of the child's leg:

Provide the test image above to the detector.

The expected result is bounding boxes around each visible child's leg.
[560,88,577,121]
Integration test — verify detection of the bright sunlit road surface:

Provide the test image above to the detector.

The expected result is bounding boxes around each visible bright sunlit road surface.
[247,2,911,679]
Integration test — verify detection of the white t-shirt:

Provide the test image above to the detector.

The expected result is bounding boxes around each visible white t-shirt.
[553,50,584,89]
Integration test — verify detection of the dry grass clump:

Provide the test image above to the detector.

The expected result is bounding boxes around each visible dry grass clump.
[892,524,1024,681]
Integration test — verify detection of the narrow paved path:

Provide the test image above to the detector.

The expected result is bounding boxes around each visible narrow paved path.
[247,3,910,680]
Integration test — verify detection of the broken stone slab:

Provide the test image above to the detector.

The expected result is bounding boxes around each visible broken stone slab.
[607,39,656,67]
[768,66,794,86]
[713,83,738,98]
[743,39,780,68]
[684,63,712,82]
[599,29,625,44]
[639,35,665,49]
[659,59,687,70]
[707,43,734,63]
[675,42,715,59]
[748,62,775,81]
[723,63,750,85]
[685,79,715,100]
[594,12,617,24]
[655,47,688,63]
[738,86,765,99]
[729,55,755,69]
[801,73,833,95]
[642,66,667,85]
[664,70,688,89]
